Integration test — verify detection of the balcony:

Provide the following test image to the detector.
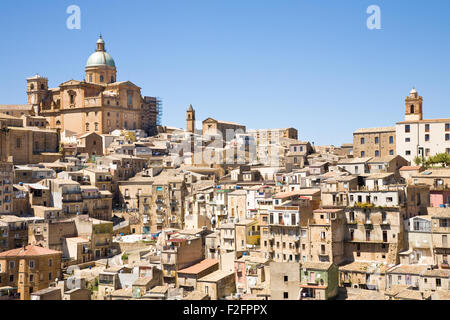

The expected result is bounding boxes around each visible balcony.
[162,269,176,277]
[364,221,374,229]
[222,234,235,240]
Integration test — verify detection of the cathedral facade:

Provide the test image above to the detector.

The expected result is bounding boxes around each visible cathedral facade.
[26,36,159,135]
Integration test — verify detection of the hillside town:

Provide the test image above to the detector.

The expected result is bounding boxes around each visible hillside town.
[1,36,450,301]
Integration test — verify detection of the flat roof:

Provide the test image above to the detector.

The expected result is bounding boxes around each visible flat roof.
[178,259,219,275]
[198,270,234,283]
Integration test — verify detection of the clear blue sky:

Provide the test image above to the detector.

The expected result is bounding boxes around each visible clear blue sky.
[1,0,450,146]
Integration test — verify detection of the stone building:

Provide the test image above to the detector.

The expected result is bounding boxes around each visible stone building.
[0,245,62,300]
[202,118,246,141]
[353,127,396,158]
[0,114,60,165]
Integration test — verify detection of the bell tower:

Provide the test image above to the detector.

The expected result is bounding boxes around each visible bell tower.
[405,88,423,121]
[27,74,49,115]
[187,104,196,133]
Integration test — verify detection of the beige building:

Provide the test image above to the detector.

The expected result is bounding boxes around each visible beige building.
[0,160,14,215]
[202,118,246,140]
[270,261,300,300]
[196,270,235,300]
[0,114,60,165]
[160,232,203,286]
[353,127,396,158]
[0,245,62,300]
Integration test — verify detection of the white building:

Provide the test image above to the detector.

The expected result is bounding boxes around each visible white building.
[396,88,450,163]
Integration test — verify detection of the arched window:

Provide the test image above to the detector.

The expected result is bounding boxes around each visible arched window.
[100,75,104,82]
[410,105,415,114]
[41,84,45,90]
[111,76,114,83]
[56,120,61,126]
[30,84,34,90]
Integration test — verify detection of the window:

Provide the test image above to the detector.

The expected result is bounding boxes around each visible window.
[389,136,394,144]
[320,232,326,239]
[349,211,355,222]
[9,261,14,269]
[406,151,411,156]
[425,124,430,132]
[360,138,365,145]
[89,74,92,82]
[284,276,288,282]
[95,123,99,131]
[389,150,394,155]
[410,105,414,114]
[436,278,441,287]
[366,230,371,241]
[16,138,21,148]
[405,137,410,142]
[361,151,365,157]
[85,123,89,131]
[29,260,35,269]
[283,292,289,299]
[374,137,379,144]
[29,274,34,282]
[48,259,53,267]
[446,123,450,132]
[375,150,379,157]
[350,230,354,240]
[111,76,114,83]
[425,134,430,142]
[70,94,75,104]
[100,75,104,82]
[128,94,132,105]
[446,134,450,141]
[48,272,52,281]
[9,275,14,282]
[405,125,410,133]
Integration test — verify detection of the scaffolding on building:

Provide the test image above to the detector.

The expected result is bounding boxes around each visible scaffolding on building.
[143,96,162,137]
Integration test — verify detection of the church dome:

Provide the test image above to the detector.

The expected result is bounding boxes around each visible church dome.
[86,51,116,68]
[86,35,116,68]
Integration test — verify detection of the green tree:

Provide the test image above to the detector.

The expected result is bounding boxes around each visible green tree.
[414,156,422,166]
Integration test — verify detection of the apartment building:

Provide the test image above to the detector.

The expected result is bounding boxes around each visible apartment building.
[40,179,83,216]
[0,160,14,215]
[304,209,346,265]
[343,207,405,265]
[299,262,339,300]
[74,215,113,259]
[0,245,62,300]
[160,232,203,286]
[150,171,187,232]
[428,207,450,269]
[0,216,29,252]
